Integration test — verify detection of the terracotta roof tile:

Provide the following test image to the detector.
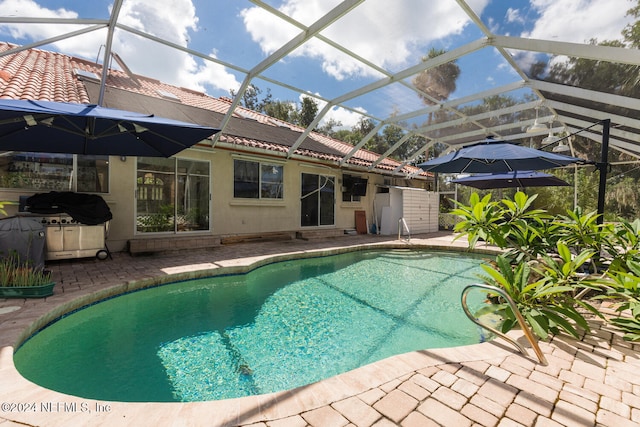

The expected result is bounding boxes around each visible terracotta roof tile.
[0,41,426,177]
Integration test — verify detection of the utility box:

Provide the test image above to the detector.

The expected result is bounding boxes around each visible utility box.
[374,187,439,236]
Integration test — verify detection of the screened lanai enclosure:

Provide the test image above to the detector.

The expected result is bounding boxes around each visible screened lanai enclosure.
[1,0,640,218]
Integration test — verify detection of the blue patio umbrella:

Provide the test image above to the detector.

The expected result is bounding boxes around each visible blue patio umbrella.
[0,99,219,157]
[419,138,585,174]
[451,170,570,189]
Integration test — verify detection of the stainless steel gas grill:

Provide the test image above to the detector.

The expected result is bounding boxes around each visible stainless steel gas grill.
[32,214,110,261]
[20,192,113,261]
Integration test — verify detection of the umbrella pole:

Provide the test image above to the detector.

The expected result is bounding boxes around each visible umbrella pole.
[596,119,610,225]
[573,165,578,210]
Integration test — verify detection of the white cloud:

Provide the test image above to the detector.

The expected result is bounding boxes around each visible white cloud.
[304,93,365,130]
[114,0,240,93]
[525,0,632,43]
[0,0,106,58]
[513,0,633,75]
[506,8,524,25]
[324,105,365,130]
[241,0,491,80]
[0,0,241,94]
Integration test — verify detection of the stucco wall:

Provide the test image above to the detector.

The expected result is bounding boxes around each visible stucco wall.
[0,148,397,254]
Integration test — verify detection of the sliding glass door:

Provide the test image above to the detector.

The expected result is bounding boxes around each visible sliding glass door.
[301,173,334,227]
[136,157,210,233]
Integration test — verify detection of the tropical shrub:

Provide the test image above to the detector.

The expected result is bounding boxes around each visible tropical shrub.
[451,191,554,263]
[595,260,640,341]
[477,245,599,340]
[553,207,609,272]
[452,191,640,341]
[603,219,640,273]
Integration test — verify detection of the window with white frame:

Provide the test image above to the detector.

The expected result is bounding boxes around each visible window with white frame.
[233,159,283,199]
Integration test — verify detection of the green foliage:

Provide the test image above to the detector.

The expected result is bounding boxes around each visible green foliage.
[137,204,175,232]
[454,190,640,341]
[294,96,319,128]
[478,247,596,340]
[552,207,606,272]
[452,191,553,262]
[263,100,295,122]
[597,260,640,341]
[0,251,52,287]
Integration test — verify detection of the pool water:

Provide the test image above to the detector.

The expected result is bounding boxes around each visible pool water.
[14,249,490,402]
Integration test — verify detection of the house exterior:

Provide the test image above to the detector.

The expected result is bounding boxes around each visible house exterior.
[0,42,435,255]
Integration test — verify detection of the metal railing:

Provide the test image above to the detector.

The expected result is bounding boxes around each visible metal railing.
[461,284,548,365]
[398,217,410,241]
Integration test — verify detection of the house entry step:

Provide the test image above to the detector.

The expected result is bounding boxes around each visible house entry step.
[128,236,221,255]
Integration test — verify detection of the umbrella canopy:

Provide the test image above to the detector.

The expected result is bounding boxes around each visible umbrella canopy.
[419,138,585,174]
[451,170,570,189]
[0,99,219,157]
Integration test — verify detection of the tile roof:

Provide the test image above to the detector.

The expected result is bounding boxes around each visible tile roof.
[0,42,425,177]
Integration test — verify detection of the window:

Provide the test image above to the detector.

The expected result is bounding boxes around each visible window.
[342,173,368,202]
[0,152,109,193]
[136,157,210,233]
[233,159,283,199]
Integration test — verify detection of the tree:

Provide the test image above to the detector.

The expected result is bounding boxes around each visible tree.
[293,96,319,128]
[315,118,343,137]
[351,117,384,153]
[380,124,405,157]
[263,100,295,122]
[230,84,273,113]
[412,47,461,145]
[413,48,461,104]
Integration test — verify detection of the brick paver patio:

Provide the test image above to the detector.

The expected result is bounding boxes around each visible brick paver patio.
[1,232,639,426]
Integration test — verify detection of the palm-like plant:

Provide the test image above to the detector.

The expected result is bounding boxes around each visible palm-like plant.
[451,191,553,262]
[454,191,640,341]
[478,244,598,340]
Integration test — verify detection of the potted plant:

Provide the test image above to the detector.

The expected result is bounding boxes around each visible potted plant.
[0,251,55,298]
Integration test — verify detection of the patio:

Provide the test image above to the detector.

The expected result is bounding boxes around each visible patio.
[1,232,639,427]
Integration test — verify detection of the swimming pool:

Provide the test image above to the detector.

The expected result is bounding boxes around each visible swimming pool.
[14,249,490,402]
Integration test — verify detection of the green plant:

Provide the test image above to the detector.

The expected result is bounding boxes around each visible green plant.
[452,191,554,263]
[594,260,640,341]
[453,192,640,341]
[136,204,175,232]
[477,246,597,340]
[603,218,640,273]
[0,200,10,216]
[553,207,608,272]
[0,251,52,287]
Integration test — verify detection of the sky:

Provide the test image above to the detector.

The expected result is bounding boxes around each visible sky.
[0,0,634,129]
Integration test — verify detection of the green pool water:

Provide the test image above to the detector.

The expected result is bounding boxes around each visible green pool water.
[14,249,490,402]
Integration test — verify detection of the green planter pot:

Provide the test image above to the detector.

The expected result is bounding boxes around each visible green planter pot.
[0,282,55,298]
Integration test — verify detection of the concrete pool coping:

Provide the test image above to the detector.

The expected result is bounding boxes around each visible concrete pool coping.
[1,232,639,426]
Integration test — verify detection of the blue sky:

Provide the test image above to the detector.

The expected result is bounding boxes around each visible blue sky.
[0,0,634,129]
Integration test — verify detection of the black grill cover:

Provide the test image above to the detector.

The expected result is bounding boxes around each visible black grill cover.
[26,192,113,225]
